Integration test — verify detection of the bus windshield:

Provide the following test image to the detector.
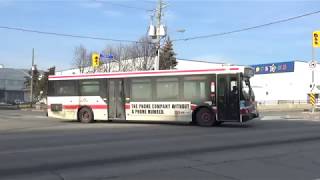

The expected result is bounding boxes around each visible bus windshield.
[241,78,254,101]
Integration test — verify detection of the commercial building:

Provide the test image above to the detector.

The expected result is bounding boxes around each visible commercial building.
[250,61,320,104]
[0,67,29,104]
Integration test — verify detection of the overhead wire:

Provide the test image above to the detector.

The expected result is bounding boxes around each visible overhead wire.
[1,10,319,44]
[93,0,153,11]
[172,10,320,42]
[0,25,155,44]
[176,57,226,64]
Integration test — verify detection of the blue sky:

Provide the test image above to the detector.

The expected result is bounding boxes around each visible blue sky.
[0,0,319,71]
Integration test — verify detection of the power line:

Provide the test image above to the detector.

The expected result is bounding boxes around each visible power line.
[94,0,153,11]
[173,10,320,42]
[0,25,155,44]
[177,57,227,64]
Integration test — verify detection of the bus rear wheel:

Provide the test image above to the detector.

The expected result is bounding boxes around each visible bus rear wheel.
[196,108,216,127]
[78,107,94,123]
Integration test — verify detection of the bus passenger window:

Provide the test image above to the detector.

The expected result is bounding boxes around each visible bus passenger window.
[56,81,77,96]
[183,76,207,101]
[131,79,152,101]
[80,80,100,96]
[156,77,179,100]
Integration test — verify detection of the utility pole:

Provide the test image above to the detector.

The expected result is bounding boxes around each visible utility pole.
[310,31,319,113]
[154,0,166,70]
[311,45,316,113]
[30,48,34,106]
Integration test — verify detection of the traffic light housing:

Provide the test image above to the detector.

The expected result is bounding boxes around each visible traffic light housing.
[91,53,100,67]
[313,31,320,48]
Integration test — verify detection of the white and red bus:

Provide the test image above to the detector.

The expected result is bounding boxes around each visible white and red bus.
[47,66,259,126]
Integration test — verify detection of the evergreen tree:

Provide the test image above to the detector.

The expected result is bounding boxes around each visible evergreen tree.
[24,65,40,102]
[24,66,55,102]
[38,67,55,100]
[159,37,177,70]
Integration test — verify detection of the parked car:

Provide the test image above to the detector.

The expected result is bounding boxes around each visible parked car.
[13,99,24,105]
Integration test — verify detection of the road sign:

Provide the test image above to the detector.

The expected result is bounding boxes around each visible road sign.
[313,31,320,48]
[100,52,106,59]
[309,93,316,106]
[91,53,100,67]
[107,54,114,59]
[309,60,317,69]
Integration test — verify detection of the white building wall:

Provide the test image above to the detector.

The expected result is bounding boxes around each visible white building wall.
[175,60,227,69]
[251,61,320,104]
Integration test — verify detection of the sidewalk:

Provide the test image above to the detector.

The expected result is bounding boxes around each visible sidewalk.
[0,104,19,110]
[261,108,320,121]
[258,104,316,112]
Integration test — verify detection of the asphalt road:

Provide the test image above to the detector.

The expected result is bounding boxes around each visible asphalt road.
[0,109,320,180]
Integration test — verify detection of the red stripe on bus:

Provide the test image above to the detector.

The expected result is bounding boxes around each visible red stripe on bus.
[63,105,79,109]
[61,105,108,110]
[191,104,197,111]
[49,68,231,79]
[91,105,109,109]
[229,67,239,70]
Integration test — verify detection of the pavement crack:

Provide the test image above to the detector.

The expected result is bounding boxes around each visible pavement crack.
[50,170,65,180]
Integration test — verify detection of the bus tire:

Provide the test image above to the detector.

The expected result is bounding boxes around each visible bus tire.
[78,107,94,123]
[196,108,216,127]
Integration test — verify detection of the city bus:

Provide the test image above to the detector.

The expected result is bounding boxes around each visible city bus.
[47,66,259,126]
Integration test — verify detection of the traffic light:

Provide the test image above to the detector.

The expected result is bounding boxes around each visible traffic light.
[313,31,320,48]
[91,52,100,67]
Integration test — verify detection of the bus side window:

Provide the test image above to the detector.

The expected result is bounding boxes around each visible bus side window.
[56,81,77,96]
[99,79,107,98]
[48,81,55,96]
[155,77,179,100]
[79,80,100,96]
[131,78,152,101]
[183,76,207,102]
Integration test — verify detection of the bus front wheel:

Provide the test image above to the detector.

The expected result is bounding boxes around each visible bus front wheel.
[78,107,94,123]
[196,108,216,127]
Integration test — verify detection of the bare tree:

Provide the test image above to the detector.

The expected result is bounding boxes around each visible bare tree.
[73,45,90,73]
[115,36,156,71]
[73,36,156,74]
[99,37,155,72]
[100,45,119,72]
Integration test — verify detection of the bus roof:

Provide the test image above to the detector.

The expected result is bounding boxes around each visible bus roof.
[49,66,252,80]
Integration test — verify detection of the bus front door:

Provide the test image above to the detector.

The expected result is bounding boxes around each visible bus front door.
[108,79,125,120]
[217,74,240,121]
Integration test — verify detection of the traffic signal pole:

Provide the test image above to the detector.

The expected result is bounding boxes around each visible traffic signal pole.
[311,31,319,113]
